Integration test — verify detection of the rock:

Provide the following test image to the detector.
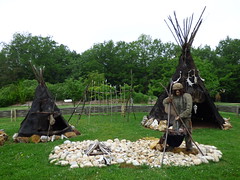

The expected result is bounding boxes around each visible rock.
[213,154,220,162]
[40,136,50,142]
[30,134,41,143]
[132,160,140,166]
[149,140,159,149]
[60,152,68,159]
[69,161,78,166]
[54,146,61,151]
[200,156,209,164]
[205,155,214,161]
[49,154,59,160]
[50,159,58,164]
[12,133,18,141]
[60,160,69,166]
[117,158,125,163]
[193,158,202,165]
[92,160,100,166]
[15,136,30,143]
[158,120,167,131]
[84,161,93,167]
[64,132,77,138]
[70,164,79,168]
[150,119,159,129]
[64,140,71,144]
[145,118,154,127]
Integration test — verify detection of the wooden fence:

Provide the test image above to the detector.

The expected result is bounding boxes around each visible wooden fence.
[0,105,239,120]
[0,105,153,120]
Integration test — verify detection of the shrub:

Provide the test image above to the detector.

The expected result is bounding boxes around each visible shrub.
[47,82,66,101]
[17,80,38,103]
[133,92,149,104]
[0,84,18,107]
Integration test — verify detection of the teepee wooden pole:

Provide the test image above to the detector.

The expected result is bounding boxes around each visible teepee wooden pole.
[160,81,173,167]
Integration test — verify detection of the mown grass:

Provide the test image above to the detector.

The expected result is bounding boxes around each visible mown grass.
[0,112,239,180]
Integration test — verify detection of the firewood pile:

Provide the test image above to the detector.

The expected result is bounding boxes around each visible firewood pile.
[0,129,8,146]
[223,117,232,130]
[12,128,79,143]
[141,116,167,131]
[141,116,233,131]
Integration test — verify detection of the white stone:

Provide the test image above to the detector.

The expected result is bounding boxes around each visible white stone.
[213,155,220,162]
[70,164,79,168]
[132,160,140,166]
[200,156,209,164]
[69,161,78,166]
[60,152,68,160]
[64,140,71,144]
[50,159,58,164]
[205,155,214,161]
[49,154,59,160]
[84,162,93,167]
[92,160,100,166]
[54,146,60,151]
[116,158,125,163]
[193,158,202,165]
[60,160,69,166]
[126,159,132,164]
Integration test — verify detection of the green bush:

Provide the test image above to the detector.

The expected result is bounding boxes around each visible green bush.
[133,92,149,104]
[47,82,66,101]
[16,80,38,103]
[0,84,18,107]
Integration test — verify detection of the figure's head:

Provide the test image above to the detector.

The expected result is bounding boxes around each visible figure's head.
[172,83,184,96]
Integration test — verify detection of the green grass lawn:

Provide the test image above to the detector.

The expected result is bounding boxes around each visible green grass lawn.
[0,112,239,180]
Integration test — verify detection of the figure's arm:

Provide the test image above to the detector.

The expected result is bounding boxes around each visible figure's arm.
[179,93,193,119]
[163,96,173,105]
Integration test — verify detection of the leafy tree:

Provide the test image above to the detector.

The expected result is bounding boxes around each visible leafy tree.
[1,32,240,103]
[215,37,240,102]
[192,45,217,62]
[0,33,76,85]
[0,48,13,86]
[193,57,220,97]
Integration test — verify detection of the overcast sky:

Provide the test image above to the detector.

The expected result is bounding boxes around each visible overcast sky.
[0,0,239,53]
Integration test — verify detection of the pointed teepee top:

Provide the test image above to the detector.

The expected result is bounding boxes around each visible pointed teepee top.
[29,61,46,86]
[165,6,206,48]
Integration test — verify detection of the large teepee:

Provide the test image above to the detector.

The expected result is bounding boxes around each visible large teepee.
[142,7,226,129]
[16,65,77,140]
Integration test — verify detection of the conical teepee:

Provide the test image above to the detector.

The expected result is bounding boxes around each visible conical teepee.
[16,65,76,138]
[143,7,226,129]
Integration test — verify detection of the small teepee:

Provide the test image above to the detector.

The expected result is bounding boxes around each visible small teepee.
[142,7,226,129]
[16,65,78,141]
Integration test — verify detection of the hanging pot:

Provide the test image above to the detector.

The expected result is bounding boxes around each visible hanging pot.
[166,121,186,147]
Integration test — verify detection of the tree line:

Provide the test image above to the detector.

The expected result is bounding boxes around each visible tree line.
[0,33,239,107]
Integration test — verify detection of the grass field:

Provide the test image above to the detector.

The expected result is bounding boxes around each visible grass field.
[0,111,239,180]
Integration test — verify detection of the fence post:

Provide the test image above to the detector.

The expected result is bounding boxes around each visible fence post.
[11,109,17,122]
[14,108,17,121]
[237,106,239,116]
[11,109,13,122]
